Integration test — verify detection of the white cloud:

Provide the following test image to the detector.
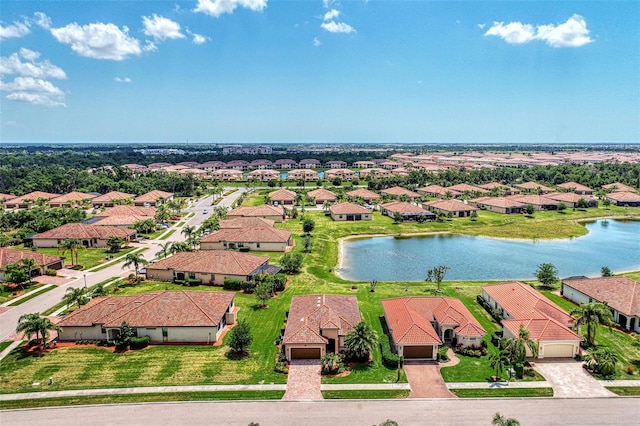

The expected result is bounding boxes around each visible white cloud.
[323,9,340,21]
[0,50,66,107]
[114,77,132,83]
[194,0,267,17]
[312,37,321,47]
[0,20,31,40]
[321,21,356,34]
[51,22,142,60]
[33,12,52,29]
[477,23,486,30]
[484,14,593,48]
[143,40,158,52]
[191,33,208,44]
[6,92,65,107]
[18,48,40,61]
[142,14,185,41]
[1,76,66,107]
[0,50,66,80]
[322,0,335,8]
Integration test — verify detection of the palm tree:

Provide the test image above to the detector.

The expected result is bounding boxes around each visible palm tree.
[63,287,88,309]
[503,325,539,362]
[492,413,520,426]
[58,238,83,266]
[570,302,613,346]
[344,321,378,362]
[38,317,62,348]
[122,253,149,278]
[489,350,510,381]
[169,241,191,254]
[584,346,618,376]
[181,224,196,241]
[155,242,172,259]
[19,257,38,280]
[16,313,43,344]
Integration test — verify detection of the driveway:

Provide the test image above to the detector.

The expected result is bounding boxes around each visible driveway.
[534,360,615,398]
[403,360,456,398]
[282,359,323,400]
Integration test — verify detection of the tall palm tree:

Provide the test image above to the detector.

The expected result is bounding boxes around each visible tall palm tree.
[63,286,88,309]
[489,350,510,381]
[344,321,378,362]
[503,325,539,362]
[492,413,520,426]
[19,257,39,279]
[58,238,83,266]
[16,313,43,344]
[155,242,172,259]
[181,225,199,249]
[38,317,62,348]
[122,253,149,278]
[570,302,613,346]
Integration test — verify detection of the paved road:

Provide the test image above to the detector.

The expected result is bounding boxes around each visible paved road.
[0,188,246,342]
[2,398,639,425]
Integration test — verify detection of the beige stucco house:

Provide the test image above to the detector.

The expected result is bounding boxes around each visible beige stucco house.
[133,190,174,207]
[30,223,137,248]
[200,227,293,252]
[0,248,65,280]
[329,202,372,221]
[227,205,285,223]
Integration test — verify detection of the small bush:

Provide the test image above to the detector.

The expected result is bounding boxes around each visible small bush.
[223,278,245,291]
[187,278,202,286]
[625,365,635,375]
[130,336,150,349]
[242,280,257,293]
[380,334,400,369]
[274,361,288,374]
[438,346,449,362]
[321,352,346,375]
[45,268,57,276]
[455,344,486,357]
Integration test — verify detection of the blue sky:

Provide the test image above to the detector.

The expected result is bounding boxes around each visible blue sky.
[1,1,638,143]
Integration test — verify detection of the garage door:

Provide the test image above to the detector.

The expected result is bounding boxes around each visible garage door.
[543,344,574,358]
[290,348,321,359]
[403,345,433,359]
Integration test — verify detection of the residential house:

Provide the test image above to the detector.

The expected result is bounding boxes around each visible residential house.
[478,182,520,196]
[30,223,137,248]
[447,184,488,197]
[57,291,236,344]
[298,159,320,169]
[382,297,486,359]
[469,197,526,214]
[508,194,560,210]
[482,282,582,358]
[248,170,280,182]
[346,188,381,204]
[95,205,157,218]
[92,191,134,208]
[288,169,318,182]
[200,227,293,252]
[146,250,277,285]
[282,294,361,360]
[307,188,337,206]
[557,182,594,195]
[268,188,297,206]
[0,193,14,208]
[225,160,251,171]
[358,168,391,178]
[353,161,376,169]
[416,185,461,199]
[424,199,478,218]
[48,192,97,208]
[219,217,275,229]
[324,168,355,181]
[0,248,64,280]
[250,159,273,170]
[4,191,60,209]
[133,190,174,207]
[380,186,421,200]
[545,192,597,208]
[562,277,640,332]
[602,182,636,193]
[211,169,243,181]
[512,182,554,194]
[380,201,435,221]
[326,160,348,169]
[273,159,298,169]
[329,203,372,221]
[197,161,227,172]
[606,192,640,207]
[227,205,285,222]
[380,161,401,170]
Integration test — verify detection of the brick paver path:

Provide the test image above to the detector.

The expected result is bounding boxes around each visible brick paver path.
[282,359,323,400]
[404,360,456,398]
[534,360,615,398]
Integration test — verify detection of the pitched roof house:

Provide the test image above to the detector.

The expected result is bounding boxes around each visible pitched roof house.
[512,182,554,194]
[4,191,60,209]
[447,184,488,196]
[133,190,174,207]
[606,191,640,207]
[200,227,293,252]
[92,191,134,207]
[545,192,597,208]
[382,297,486,359]
[380,201,435,221]
[380,186,421,200]
[227,205,285,222]
[469,197,526,214]
[57,291,236,344]
[345,188,381,204]
[424,199,478,218]
[268,188,297,205]
[508,194,560,210]
[416,185,461,198]
[219,217,275,229]
[31,223,137,248]
[0,248,65,281]
[329,202,372,221]
[283,295,361,360]
[48,192,97,208]
[307,188,337,205]
[557,182,594,195]
[601,182,636,193]
[95,205,157,217]
[562,277,640,332]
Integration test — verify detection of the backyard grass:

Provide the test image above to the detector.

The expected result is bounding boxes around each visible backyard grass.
[0,391,285,410]
[450,388,553,398]
[321,389,410,399]
[0,341,13,352]
[27,246,137,270]
[605,387,640,396]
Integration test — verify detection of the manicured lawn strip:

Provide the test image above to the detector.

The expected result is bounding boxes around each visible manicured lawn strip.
[0,391,285,410]
[0,342,12,352]
[158,229,176,240]
[41,277,125,315]
[450,388,553,398]
[321,389,410,399]
[0,283,46,305]
[5,285,56,307]
[605,387,640,396]
[30,246,137,270]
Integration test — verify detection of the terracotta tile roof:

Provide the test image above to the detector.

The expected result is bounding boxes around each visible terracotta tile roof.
[0,248,64,269]
[134,190,173,203]
[382,298,441,345]
[6,191,60,203]
[471,197,525,209]
[227,205,284,218]
[93,215,150,226]
[512,182,554,192]
[57,291,234,328]
[33,223,136,240]
[602,182,636,192]
[268,188,296,201]
[607,191,640,202]
[381,201,430,214]
[346,188,381,200]
[329,202,371,215]
[508,194,559,206]
[92,191,134,203]
[219,217,275,228]
[0,193,14,200]
[478,182,508,190]
[545,192,592,203]
[49,192,97,204]
[283,295,361,345]
[482,282,574,327]
[563,277,640,316]
[95,205,157,217]
[201,227,292,244]
[148,250,269,276]
[425,199,478,212]
[381,186,421,198]
[307,188,337,201]
[417,185,461,197]
[557,182,593,193]
[448,184,488,194]
[502,318,582,342]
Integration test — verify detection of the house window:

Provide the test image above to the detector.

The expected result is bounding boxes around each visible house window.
[162,327,168,337]
[101,326,106,334]
[188,272,196,279]
[256,243,260,248]
[223,242,227,247]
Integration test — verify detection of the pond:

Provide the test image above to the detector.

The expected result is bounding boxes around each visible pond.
[337,219,640,282]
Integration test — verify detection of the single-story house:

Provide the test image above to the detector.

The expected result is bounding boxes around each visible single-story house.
[424,199,478,218]
[562,277,640,332]
[92,191,134,208]
[416,185,461,199]
[478,182,520,196]
[4,191,60,209]
[512,182,554,194]
[227,205,285,223]
[94,205,157,218]
[557,182,594,195]
[200,227,293,252]
[30,223,137,248]
[346,188,381,204]
[146,250,276,285]
[606,192,640,207]
[0,248,65,280]
[268,188,297,206]
[282,294,361,360]
[57,291,236,344]
[469,197,526,214]
[507,194,560,211]
[482,282,581,358]
[48,192,97,208]
[133,190,174,207]
[307,188,337,206]
[382,297,486,360]
[219,217,275,229]
[545,192,597,208]
[602,182,636,193]
[380,201,435,221]
[447,184,488,196]
[0,193,14,208]
[329,202,372,221]
[288,169,319,181]
[92,215,152,228]
[380,186,421,200]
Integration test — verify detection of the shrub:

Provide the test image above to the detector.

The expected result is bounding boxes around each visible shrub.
[380,334,400,369]
[274,361,288,374]
[272,274,286,292]
[242,280,257,293]
[130,336,150,349]
[223,278,245,291]
[45,268,57,276]
[625,365,635,375]
[438,346,449,362]
[455,344,486,357]
[321,352,346,375]
[514,362,524,379]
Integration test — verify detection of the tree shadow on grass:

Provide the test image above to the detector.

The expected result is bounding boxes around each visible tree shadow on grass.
[225,350,250,360]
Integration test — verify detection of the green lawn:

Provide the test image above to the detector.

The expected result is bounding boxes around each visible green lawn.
[27,246,137,270]
[5,284,56,306]
[450,388,553,398]
[0,282,47,305]
[0,341,13,352]
[605,387,640,396]
[321,389,410,399]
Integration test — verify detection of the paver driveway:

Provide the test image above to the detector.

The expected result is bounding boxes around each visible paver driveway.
[282,359,323,400]
[404,360,456,398]
[534,360,615,398]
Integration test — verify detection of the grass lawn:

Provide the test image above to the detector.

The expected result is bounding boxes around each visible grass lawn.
[5,284,56,306]
[321,389,410,399]
[28,246,137,270]
[0,391,285,410]
[450,388,553,398]
[0,341,13,352]
[158,229,177,240]
[605,387,640,396]
[0,282,46,305]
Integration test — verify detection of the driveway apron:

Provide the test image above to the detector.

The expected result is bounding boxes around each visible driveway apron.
[534,360,615,398]
[404,360,456,398]
[283,359,323,400]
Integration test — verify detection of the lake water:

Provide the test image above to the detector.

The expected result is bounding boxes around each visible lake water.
[337,219,640,281]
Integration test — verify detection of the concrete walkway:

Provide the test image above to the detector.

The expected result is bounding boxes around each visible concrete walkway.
[282,359,323,400]
[600,379,640,387]
[534,360,615,398]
